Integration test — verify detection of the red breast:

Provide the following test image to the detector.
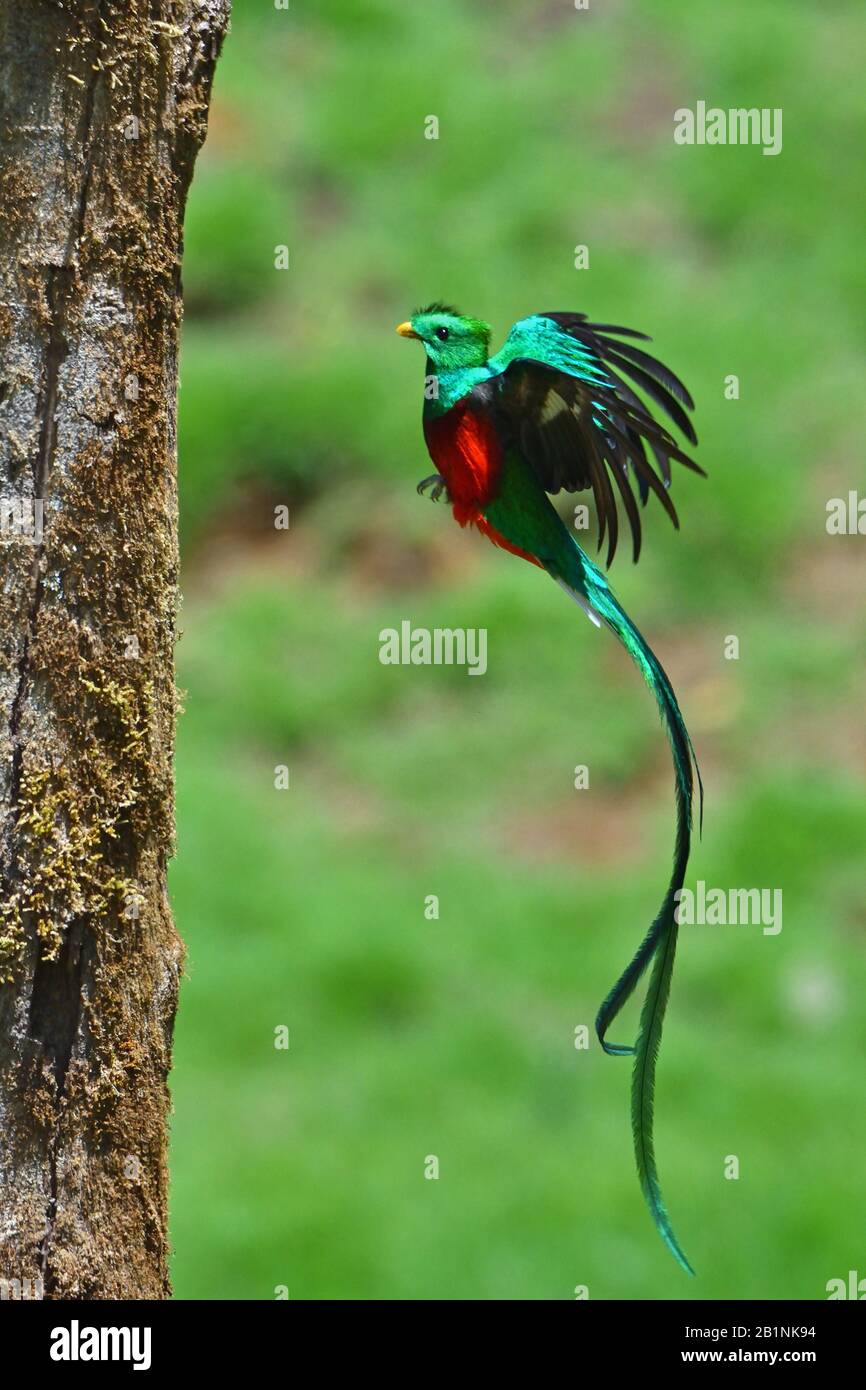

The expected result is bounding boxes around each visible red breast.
[423,399,503,524]
[422,401,543,568]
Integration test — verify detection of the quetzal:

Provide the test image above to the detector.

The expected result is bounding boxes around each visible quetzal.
[397,303,704,1273]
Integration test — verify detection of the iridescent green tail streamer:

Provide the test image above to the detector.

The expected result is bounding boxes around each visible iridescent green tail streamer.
[551,538,699,1274]
[630,902,694,1273]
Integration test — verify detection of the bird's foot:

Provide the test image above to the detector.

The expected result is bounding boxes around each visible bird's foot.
[417,473,448,502]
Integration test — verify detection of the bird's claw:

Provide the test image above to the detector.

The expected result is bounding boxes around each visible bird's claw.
[417,473,448,502]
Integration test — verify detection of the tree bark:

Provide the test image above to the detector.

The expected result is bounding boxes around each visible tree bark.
[0,0,230,1299]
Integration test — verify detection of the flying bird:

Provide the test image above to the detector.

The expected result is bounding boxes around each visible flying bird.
[397,303,704,1273]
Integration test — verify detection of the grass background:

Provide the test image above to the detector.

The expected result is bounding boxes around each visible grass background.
[168,0,866,1299]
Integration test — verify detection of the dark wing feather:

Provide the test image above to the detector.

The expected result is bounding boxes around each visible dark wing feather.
[490,312,702,566]
[596,335,695,409]
[542,312,694,408]
[602,347,697,445]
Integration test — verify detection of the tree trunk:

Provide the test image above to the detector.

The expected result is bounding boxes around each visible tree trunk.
[0,0,230,1300]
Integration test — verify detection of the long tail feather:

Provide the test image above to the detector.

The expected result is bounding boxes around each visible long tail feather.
[591,604,697,1056]
[549,539,697,1272]
[631,905,694,1274]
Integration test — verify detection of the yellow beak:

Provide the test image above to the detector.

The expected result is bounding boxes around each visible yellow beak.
[396,321,420,339]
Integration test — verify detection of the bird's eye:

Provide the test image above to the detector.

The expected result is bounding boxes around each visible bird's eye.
[435,326,450,341]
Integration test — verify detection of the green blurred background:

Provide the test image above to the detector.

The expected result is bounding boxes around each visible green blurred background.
[168,0,866,1299]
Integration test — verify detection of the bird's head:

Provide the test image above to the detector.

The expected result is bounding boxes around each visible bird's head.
[396,303,491,371]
